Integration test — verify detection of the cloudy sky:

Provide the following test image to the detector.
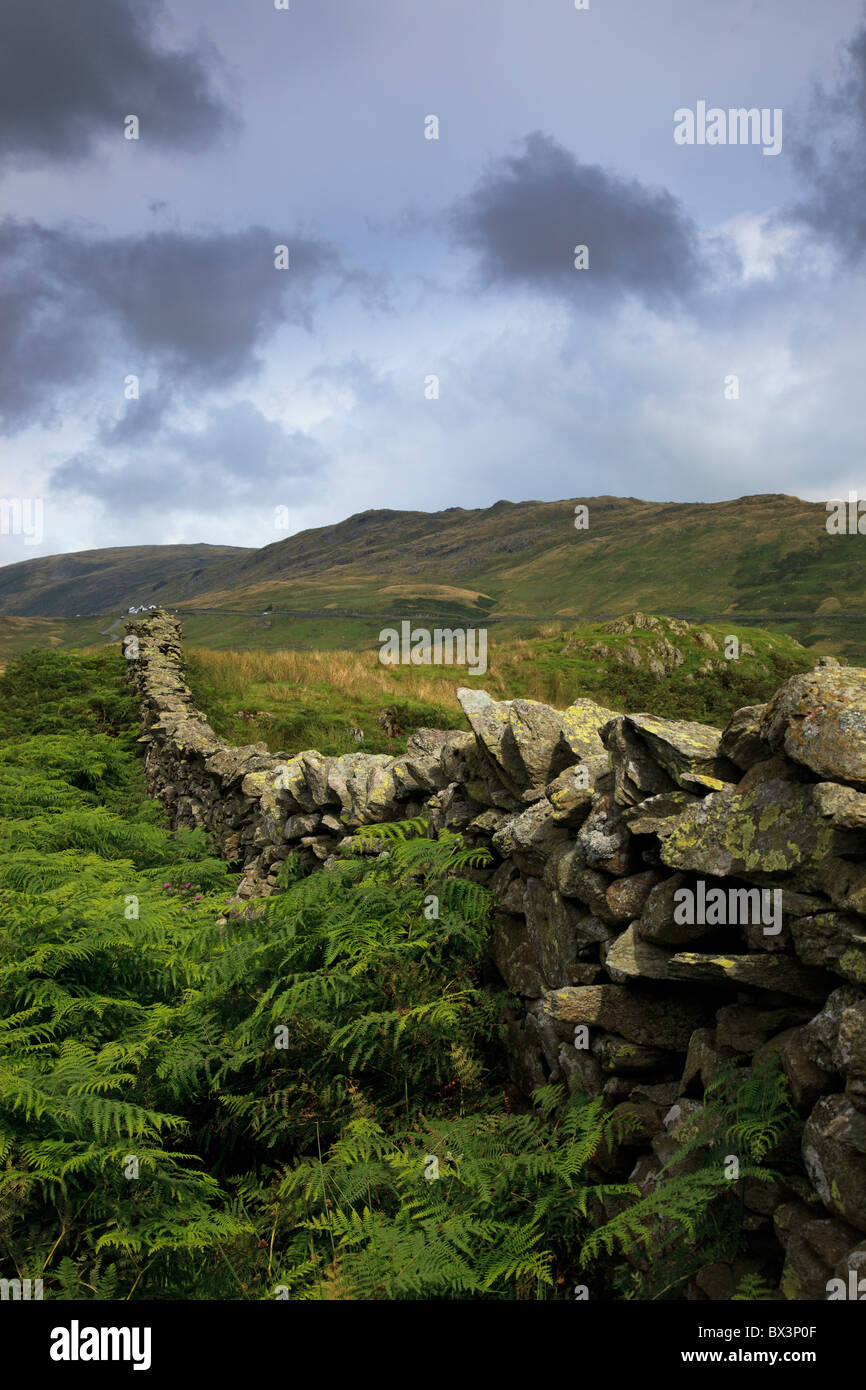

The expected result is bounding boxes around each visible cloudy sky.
[1,0,865,561]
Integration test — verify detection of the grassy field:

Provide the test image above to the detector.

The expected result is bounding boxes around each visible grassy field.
[3,598,865,673]
[0,603,820,759]
[0,614,119,667]
[184,615,815,757]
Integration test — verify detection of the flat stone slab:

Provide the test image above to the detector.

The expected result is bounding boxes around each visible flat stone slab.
[542,983,710,1051]
[666,951,832,1001]
[659,780,836,882]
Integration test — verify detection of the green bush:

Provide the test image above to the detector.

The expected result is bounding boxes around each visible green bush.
[0,649,139,739]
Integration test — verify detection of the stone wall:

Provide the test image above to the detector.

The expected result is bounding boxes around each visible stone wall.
[126,609,866,1299]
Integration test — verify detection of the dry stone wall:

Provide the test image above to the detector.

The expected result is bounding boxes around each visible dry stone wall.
[126,609,866,1300]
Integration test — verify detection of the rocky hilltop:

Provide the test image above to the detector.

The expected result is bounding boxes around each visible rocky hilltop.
[126,609,866,1300]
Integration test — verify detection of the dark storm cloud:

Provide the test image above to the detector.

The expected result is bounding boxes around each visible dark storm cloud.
[63,227,343,373]
[0,219,346,433]
[789,23,866,259]
[450,132,707,309]
[0,0,235,171]
[51,400,328,514]
[99,391,174,447]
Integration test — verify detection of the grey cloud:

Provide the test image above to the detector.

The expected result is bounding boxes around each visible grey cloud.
[305,356,397,407]
[0,0,236,171]
[63,227,341,375]
[99,391,175,448]
[0,219,345,433]
[51,400,328,515]
[449,131,706,309]
[789,23,866,259]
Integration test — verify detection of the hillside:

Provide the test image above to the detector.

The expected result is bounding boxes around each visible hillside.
[103,493,866,621]
[0,542,252,618]
[2,494,866,661]
[2,494,863,620]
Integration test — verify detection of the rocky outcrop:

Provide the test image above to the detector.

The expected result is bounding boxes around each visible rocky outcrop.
[125,610,866,1300]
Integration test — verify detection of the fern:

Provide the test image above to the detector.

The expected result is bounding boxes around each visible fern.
[273,1095,631,1299]
[0,646,808,1303]
[731,1271,774,1301]
[585,1054,797,1299]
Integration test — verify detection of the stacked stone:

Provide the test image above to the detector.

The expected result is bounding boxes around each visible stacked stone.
[126,611,866,1298]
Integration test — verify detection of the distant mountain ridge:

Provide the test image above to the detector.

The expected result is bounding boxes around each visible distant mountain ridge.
[0,544,252,618]
[0,494,861,622]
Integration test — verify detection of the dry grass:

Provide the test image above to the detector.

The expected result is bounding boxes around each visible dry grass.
[187,645,465,709]
[188,636,585,712]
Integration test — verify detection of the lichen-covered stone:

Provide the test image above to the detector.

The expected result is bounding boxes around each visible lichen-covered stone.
[273,752,321,810]
[720,704,771,770]
[205,744,274,788]
[592,1034,672,1075]
[560,697,619,760]
[491,912,545,997]
[800,987,862,1072]
[363,760,406,821]
[622,791,700,836]
[463,808,504,835]
[837,999,866,1113]
[762,667,866,789]
[393,728,469,795]
[426,781,487,833]
[491,799,570,874]
[542,984,710,1050]
[659,780,839,883]
[602,717,676,806]
[605,924,675,983]
[605,869,662,922]
[666,950,832,1001]
[621,713,739,790]
[813,782,866,828]
[457,687,576,797]
[301,752,337,806]
[545,761,601,825]
[790,912,866,988]
[576,792,634,876]
[127,609,866,1276]
[802,1094,866,1233]
[523,878,580,989]
[817,856,866,923]
[637,872,714,946]
[508,698,574,791]
[326,752,389,822]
